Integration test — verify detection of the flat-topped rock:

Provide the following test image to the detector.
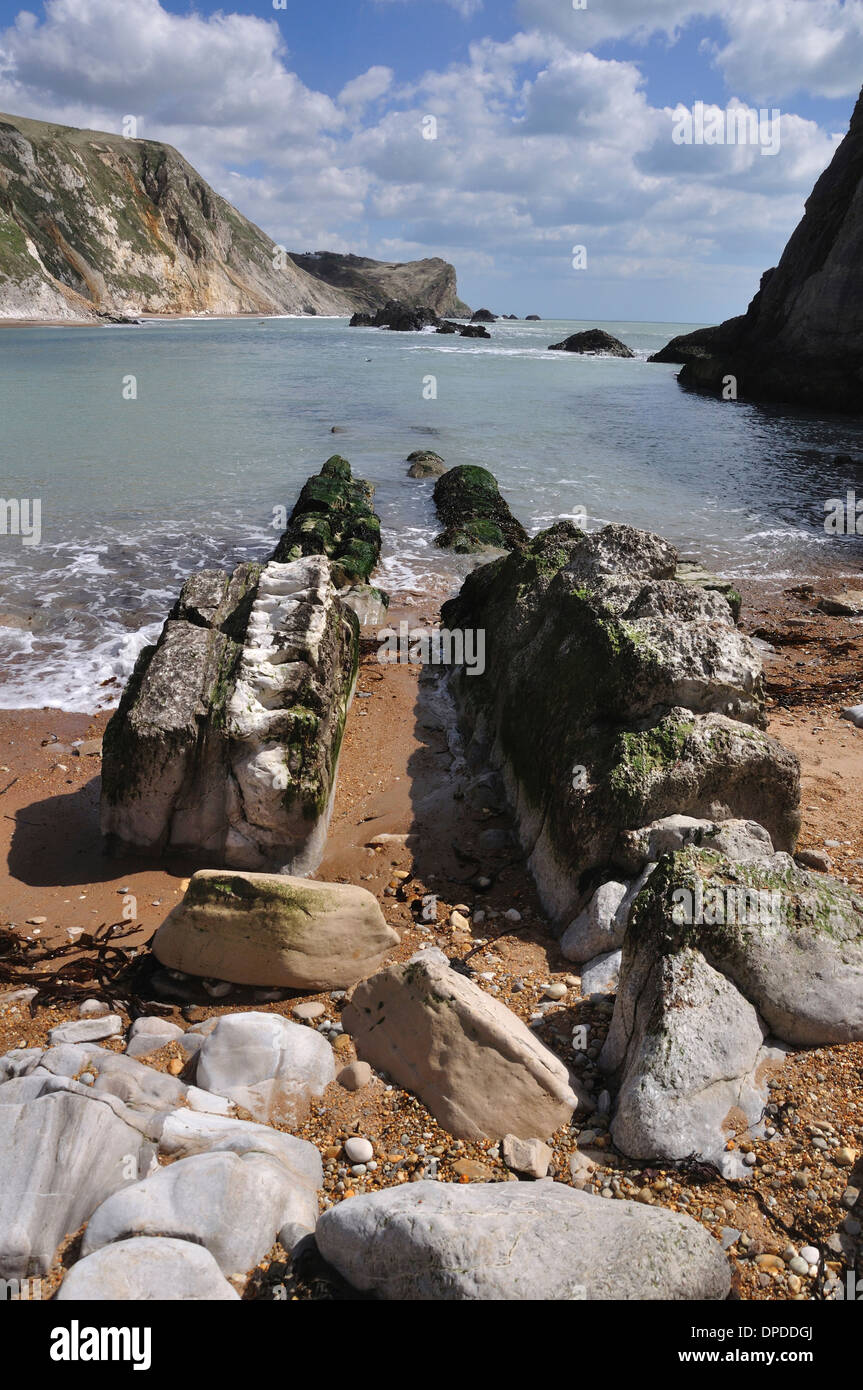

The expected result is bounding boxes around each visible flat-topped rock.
[153,869,399,990]
[315,1181,731,1300]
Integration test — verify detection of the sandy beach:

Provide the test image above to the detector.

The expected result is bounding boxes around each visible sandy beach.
[1,567,862,1301]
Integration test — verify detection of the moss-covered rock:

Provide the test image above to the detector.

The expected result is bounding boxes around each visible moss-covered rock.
[441,522,800,920]
[101,554,359,874]
[153,868,399,989]
[433,464,528,553]
[272,455,382,586]
[598,843,863,1167]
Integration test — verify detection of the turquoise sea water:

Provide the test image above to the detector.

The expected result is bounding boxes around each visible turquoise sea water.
[1,314,862,711]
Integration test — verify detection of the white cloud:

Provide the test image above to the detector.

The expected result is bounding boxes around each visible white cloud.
[0,0,853,316]
[338,66,394,109]
[375,0,484,18]
[519,0,863,100]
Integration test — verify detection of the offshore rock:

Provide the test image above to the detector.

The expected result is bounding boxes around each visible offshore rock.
[433,464,528,554]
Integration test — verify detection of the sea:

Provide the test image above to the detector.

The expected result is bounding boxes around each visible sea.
[1,314,862,713]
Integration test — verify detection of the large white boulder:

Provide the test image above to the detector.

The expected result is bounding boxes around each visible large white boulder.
[56,1237,239,1300]
[193,1011,335,1124]
[81,1150,317,1272]
[315,1181,731,1300]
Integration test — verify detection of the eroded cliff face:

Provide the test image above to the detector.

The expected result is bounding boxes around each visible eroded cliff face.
[0,112,469,321]
[289,250,471,318]
[651,87,863,412]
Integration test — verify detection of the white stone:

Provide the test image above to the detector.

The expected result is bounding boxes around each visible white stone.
[48,1016,124,1045]
[81,1150,317,1273]
[344,1137,374,1164]
[315,1181,731,1300]
[56,1237,239,1300]
[194,1011,335,1124]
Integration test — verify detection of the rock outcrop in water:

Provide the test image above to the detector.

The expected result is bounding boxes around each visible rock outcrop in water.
[272,455,381,588]
[441,522,801,921]
[100,459,381,871]
[0,112,469,321]
[290,251,470,319]
[349,300,440,331]
[650,87,863,411]
[433,465,528,553]
[549,329,634,357]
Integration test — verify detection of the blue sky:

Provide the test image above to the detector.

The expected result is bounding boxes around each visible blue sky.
[0,0,860,319]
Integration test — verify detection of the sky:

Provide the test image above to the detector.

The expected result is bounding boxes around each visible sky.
[0,0,860,320]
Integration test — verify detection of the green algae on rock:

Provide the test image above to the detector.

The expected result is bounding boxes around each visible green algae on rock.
[272,456,382,587]
[441,522,800,921]
[432,464,528,553]
[153,869,399,990]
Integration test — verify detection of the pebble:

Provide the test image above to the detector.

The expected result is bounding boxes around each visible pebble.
[799,1246,820,1265]
[450,911,470,931]
[452,1158,493,1182]
[337,1061,372,1092]
[25,916,47,926]
[202,980,232,998]
[78,999,110,1018]
[504,908,521,923]
[833,1147,856,1167]
[843,1216,862,1236]
[788,1256,809,1276]
[292,1002,326,1021]
[543,982,567,1000]
[344,1137,374,1165]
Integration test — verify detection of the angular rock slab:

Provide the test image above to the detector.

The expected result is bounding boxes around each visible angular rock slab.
[599,845,863,1168]
[56,1237,240,1301]
[315,1181,730,1300]
[82,1150,317,1273]
[194,1011,335,1125]
[101,553,358,876]
[0,1089,148,1280]
[153,868,399,990]
[600,946,782,1174]
[343,949,576,1140]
